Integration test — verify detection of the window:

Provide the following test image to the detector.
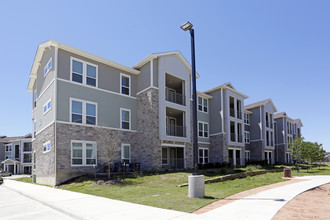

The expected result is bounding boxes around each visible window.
[120,73,130,95]
[43,99,51,115]
[71,57,97,87]
[44,58,52,76]
[244,131,250,144]
[162,148,168,164]
[198,96,208,113]
[121,144,130,163]
[266,112,269,128]
[198,97,203,111]
[71,98,97,125]
[270,131,273,146]
[43,141,51,152]
[245,151,250,162]
[244,113,250,125]
[237,123,243,143]
[236,100,242,119]
[5,145,12,152]
[266,131,270,146]
[121,108,130,130]
[33,90,37,109]
[198,122,208,138]
[198,148,209,164]
[270,114,273,128]
[229,96,235,117]
[71,141,97,166]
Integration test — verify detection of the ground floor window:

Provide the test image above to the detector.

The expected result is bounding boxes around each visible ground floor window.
[71,141,97,166]
[198,148,209,164]
[265,151,272,164]
[121,144,130,163]
[162,148,168,165]
[245,150,250,162]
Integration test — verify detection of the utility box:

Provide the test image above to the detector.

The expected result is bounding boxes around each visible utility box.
[32,174,36,183]
[283,167,292,178]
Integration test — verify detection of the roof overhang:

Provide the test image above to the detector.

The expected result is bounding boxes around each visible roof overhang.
[27,40,141,92]
[245,98,277,112]
[1,159,21,165]
[133,51,200,79]
[204,82,249,99]
[197,91,213,99]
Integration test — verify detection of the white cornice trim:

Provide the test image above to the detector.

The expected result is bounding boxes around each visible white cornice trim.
[56,121,137,132]
[136,86,159,95]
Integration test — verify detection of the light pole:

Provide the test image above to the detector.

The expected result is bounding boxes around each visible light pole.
[180,21,198,175]
[181,21,205,198]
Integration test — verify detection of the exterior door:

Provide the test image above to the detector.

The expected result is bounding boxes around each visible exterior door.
[169,118,176,136]
[169,148,176,169]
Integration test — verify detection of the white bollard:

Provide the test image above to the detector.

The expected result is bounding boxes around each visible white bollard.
[188,175,205,198]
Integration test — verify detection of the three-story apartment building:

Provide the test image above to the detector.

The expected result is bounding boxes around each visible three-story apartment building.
[245,99,277,164]
[204,83,248,167]
[274,112,295,164]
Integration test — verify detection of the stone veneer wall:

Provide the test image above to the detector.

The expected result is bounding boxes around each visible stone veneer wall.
[209,134,225,163]
[136,88,162,170]
[32,123,56,186]
[55,122,138,185]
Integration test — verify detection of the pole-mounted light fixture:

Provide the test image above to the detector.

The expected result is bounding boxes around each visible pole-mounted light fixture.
[180,21,193,32]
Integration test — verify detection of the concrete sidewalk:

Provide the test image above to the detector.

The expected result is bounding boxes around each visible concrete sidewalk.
[2,175,330,220]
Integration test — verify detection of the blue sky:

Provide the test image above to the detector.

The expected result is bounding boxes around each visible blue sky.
[0,0,329,151]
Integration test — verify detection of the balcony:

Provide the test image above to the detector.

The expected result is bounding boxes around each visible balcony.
[166,107,186,138]
[231,133,236,142]
[24,143,32,152]
[165,73,185,106]
[165,88,185,105]
[230,108,235,117]
[237,111,242,119]
[237,134,243,143]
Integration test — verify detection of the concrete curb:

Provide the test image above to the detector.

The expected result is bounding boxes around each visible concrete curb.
[3,180,87,220]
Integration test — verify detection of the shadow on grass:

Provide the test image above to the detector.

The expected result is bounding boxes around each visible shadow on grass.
[203,196,217,199]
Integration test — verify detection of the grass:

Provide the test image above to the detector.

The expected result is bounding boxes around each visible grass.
[14,164,330,213]
[11,177,33,183]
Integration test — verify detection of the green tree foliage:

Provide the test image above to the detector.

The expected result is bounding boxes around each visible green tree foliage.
[292,136,304,164]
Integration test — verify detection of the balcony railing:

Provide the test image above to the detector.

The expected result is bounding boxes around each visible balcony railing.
[166,124,186,137]
[165,88,185,106]
[24,146,32,152]
[237,112,242,119]
[23,159,32,163]
[162,158,185,170]
[237,134,243,143]
[230,108,235,117]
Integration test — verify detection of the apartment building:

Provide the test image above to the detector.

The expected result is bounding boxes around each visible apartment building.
[204,83,248,167]
[27,40,199,186]
[0,134,32,174]
[245,99,277,164]
[274,112,295,164]
[292,119,303,139]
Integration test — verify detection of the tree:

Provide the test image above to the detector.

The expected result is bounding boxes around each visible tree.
[300,141,325,170]
[292,136,304,164]
[96,126,118,179]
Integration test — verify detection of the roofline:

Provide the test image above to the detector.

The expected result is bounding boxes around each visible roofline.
[245,109,252,114]
[197,91,213,99]
[293,118,304,127]
[245,98,278,112]
[204,82,249,99]
[132,51,200,78]
[27,40,140,92]
[274,112,294,121]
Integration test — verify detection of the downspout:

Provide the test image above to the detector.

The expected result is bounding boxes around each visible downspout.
[220,88,224,132]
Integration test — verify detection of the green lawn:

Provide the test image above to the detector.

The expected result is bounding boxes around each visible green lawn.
[14,164,330,213]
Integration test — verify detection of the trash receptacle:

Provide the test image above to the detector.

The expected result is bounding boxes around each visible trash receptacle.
[32,174,36,183]
[283,167,292,177]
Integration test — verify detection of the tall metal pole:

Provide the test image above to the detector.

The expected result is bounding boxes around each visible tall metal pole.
[190,28,198,175]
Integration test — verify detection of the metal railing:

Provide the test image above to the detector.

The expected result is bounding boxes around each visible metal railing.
[163,158,185,170]
[165,88,185,106]
[166,124,186,137]
[237,134,243,143]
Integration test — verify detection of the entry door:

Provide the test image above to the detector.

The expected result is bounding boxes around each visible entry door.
[169,118,176,136]
[236,150,241,166]
[229,149,234,166]
[170,148,176,169]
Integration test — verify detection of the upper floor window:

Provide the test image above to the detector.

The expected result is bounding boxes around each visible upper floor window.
[5,145,12,152]
[71,141,97,166]
[244,113,250,125]
[121,108,131,130]
[71,98,97,125]
[43,99,51,115]
[236,99,242,119]
[44,58,52,76]
[270,114,273,129]
[266,112,269,127]
[229,96,235,117]
[121,144,131,163]
[198,122,209,138]
[244,131,250,144]
[43,141,51,152]
[198,97,208,113]
[120,73,130,96]
[71,57,97,87]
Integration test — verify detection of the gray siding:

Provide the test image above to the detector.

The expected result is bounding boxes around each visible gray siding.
[57,80,137,130]
[197,109,210,143]
[136,61,151,92]
[249,107,261,140]
[275,118,285,144]
[57,49,137,97]
[153,58,158,87]
[207,90,222,134]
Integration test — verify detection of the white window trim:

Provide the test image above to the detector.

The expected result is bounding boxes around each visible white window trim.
[245,131,250,144]
[70,57,98,88]
[120,73,131,96]
[70,97,98,126]
[43,141,51,153]
[121,143,131,163]
[43,99,52,115]
[198,121,209,138]
[244,113,250,125]
[245,150,250,161]
[71,140,97,167]
[197,96,208,113]
[198,147,209,164]
[120,108,131,130]
[44,57,52,76]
